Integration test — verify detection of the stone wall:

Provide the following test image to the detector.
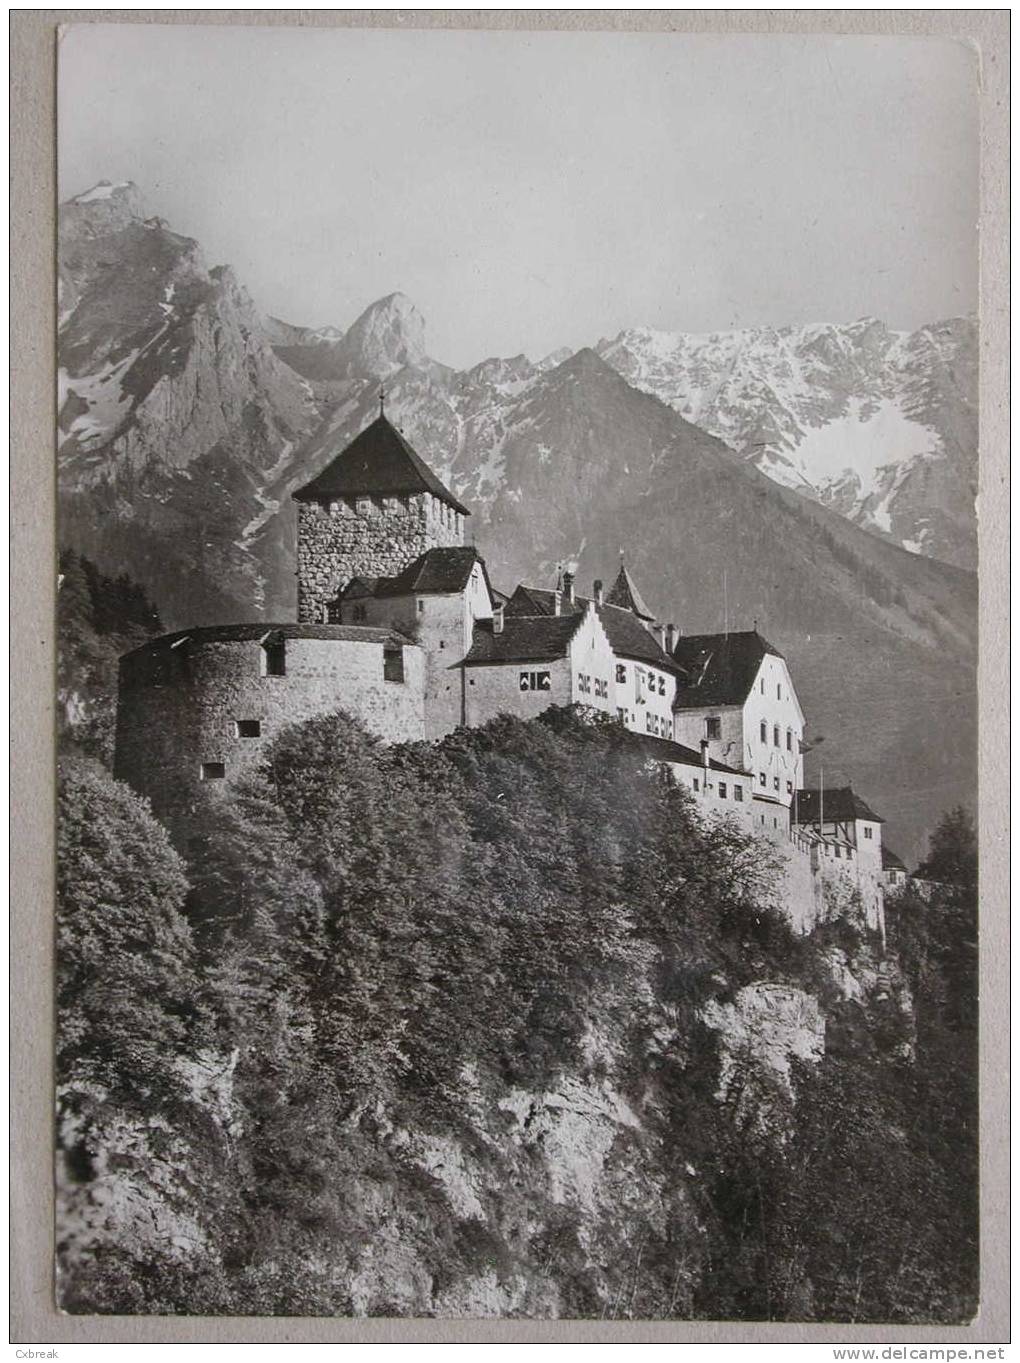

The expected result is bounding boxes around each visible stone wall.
[297,492,464,623]
[463,657,574,728]
[115,628,426,846]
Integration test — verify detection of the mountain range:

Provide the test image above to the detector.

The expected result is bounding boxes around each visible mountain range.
[56,182,978,863]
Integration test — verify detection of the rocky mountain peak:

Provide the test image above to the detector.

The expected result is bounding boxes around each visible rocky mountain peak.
[60,180,148,238]
[338,291,427,379]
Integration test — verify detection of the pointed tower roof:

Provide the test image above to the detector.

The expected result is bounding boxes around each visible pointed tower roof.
[293,413,469,515]
[605,563,655,622]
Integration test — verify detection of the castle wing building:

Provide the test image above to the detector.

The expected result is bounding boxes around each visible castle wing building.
[671,630,805,816]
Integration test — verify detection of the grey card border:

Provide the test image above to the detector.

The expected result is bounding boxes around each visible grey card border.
[10,8,1010,1346]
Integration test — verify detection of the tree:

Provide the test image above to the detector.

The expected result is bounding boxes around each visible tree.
[57,756,200,1098]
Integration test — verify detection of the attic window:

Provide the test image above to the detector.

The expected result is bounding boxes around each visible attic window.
[864,826,873,839]
[383,646,405,683]
[773,724,780,747]
[773,776,780,790]
[616,664,627,684]
[234,720,261,738]
[786,728,793,751]
[759,772,766,787]
[657,676,666,695]
[705,717,721,739]
[260,639,286,676]
[760,721,768,744]
[777,684,782,700]
[760,678,765,695]
[417,599,425,614]
[200,762,225,781]
[356,496,373,516]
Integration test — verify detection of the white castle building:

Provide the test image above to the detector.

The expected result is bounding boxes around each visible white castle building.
[115,411,889,938]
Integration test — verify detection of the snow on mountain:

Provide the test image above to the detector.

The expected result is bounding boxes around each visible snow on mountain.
[595,317,977,568]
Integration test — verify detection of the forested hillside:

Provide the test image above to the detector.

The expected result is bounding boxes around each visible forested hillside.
[56,708,977,1321]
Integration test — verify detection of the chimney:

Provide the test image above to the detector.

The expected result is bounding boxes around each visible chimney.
[665,622,677,654]
[492,603,504,635]
[700,738,710,776]
[562,571,575,607]
[593,578,604,607]
[653,623,666,651]
[551,589,562,616]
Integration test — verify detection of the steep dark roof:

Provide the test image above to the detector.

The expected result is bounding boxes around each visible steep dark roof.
[605,564,655,621]
[792,787,885,826]
[462,614,583,666]
[292,413,470,514]
[504,585,679,673]
[342,546,488,599]
[671,630,785,710]
[882,846,907,872]
[121,621,412,660]
[626,731,745,776]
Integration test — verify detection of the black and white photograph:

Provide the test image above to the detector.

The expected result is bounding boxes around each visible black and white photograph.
[49,19,986,1326]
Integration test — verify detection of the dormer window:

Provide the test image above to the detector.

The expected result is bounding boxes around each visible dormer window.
[356,496,372,516]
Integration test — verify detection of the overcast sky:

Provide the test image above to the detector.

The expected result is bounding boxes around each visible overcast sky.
[59,25,978,369]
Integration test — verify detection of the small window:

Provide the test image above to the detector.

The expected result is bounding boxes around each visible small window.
[706,717,721,739]
[835,845,841,859]
[733,785,743,802]
[777,684,782,700]
[235,720,261,738]
[773,776,780,790]
[356,496,372,516]
[864,826,873,839]
[520,670,551,692]
[353,604,367,622]
[201,762,225,781]
[760,678,765,695]
[615,663,627,684]
[693,777,700,792]
[617,707,626,723]
[417,599,425,614]
[773,724,780,747]
[786,728,793,751]
[760,720,767,743]
[759,772,766,787]
[718,782,727,799]
[261,639,286,676]
[383,646,405,683]
[578,673,592,694]
[657,676,666,696]
[786,779,793,794]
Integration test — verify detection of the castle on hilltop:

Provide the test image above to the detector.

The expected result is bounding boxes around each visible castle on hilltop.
[114,409,892,937]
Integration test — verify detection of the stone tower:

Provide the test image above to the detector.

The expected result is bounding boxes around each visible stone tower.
[292,412,470,623]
